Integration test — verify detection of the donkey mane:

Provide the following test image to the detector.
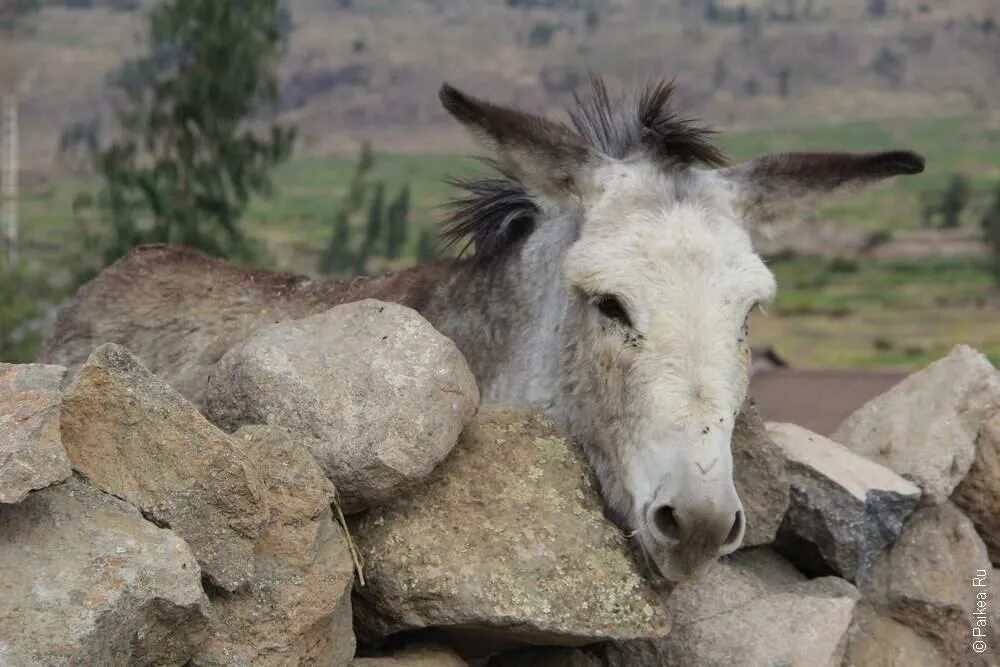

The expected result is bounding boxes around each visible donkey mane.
[441,76,727,261]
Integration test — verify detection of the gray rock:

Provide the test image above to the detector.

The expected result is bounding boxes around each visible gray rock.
[193,425,356,667]
[767,422,921,583]
[0,478,209,666]
[488,647,602,667]
[952,413,1000,565]
[594,548,859,667]
[832,345,1000,502]
[60,343,268,592]
[862,503,995,665]
[843,603,951,667]
[0,363,71,503]
[732,402,790,546]
[354,646,468,666]
[352,406,670,647]
[204,299,479,513]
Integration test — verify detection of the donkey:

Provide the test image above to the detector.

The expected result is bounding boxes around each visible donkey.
[40,78,924,581]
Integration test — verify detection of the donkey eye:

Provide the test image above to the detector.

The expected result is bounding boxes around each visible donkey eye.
[595,295,633,328]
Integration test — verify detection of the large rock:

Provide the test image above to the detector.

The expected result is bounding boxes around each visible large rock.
[843,603,951,667]
[594,548,859,667]
[354,646,468,666]
[0,363,71,503]
[732,402,790,546]
[204,299,479,513]
[0,478,209,665]
[862,502,995,665]
[352,406,670,648]
[832,345,1000,502]
[767,422,921,583]
[194,425,356,667]
[60,343,268,592]
[952,413,1000,565]
[489,647,602,667]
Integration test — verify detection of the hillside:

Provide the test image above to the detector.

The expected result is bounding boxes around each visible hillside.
[12,0,1000,175]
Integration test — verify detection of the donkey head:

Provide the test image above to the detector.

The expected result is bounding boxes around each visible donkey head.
[440,79,924,581]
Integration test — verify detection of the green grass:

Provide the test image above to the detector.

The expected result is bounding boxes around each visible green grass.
[20,114,999,273]
[11,113,1000,369]
[752,256,1000,369]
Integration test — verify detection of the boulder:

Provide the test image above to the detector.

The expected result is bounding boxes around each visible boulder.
[593,548,859,667]
[767,422,920,583]
[488,647,602,667]
[354,646,468,666]
[204,299,479,513]
[0,363,71,503]
[193,425,356,667]
[832,345,1000,502]
[60,343,268,592]
[843,603,951,667]
[732,402,790,546]
[861,502,995,664]
[952,413,1000,564]
[994,569,999,649]
[352,406,670,648]
[0,478,209,666]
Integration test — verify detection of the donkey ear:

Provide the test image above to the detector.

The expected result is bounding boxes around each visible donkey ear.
[716,150,925,225]
[440,83,591,202]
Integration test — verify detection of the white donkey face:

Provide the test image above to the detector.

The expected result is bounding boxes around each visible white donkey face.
[439,77,924,581]
[564,161,776,580]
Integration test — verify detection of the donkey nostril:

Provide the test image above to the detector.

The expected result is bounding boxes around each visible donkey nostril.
[724,510,745,547]
[652,505,682,542]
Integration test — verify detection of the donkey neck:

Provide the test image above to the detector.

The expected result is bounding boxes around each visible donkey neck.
[421,213,578,414]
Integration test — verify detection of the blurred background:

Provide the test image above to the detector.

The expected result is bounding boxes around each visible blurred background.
[1,0,998,381]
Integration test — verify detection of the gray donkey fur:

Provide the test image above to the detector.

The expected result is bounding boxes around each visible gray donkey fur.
[41,77,924,580]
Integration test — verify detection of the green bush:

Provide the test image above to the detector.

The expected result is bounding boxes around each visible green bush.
[0,265,56,363]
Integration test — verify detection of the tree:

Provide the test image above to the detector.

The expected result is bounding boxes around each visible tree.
[385,184,410,260]
[318,143,416,277]
[939,174,970,229]
[318,210,352,275]
[0,263,53,362]
[982,181,1000,285]
[356,182,385,274]
[417,228,437,263]
[75,0,295,271]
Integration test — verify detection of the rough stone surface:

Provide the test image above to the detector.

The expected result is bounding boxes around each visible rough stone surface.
[354,646,468,666]
[194,425,356,667]
[767,422,921,583]
[0,478,209,666]
[732,402,790,546]
[0,363,71,503]
[594,548,859,667]
[832,345,1000,502]
[204,299,479,513]
[60,343,267,592]
[862,502,995,665]
[352,406,670,646]
[994,569,999,647]
[953,413,1000,565]
[843,603,951,667]
[488,647,602,667]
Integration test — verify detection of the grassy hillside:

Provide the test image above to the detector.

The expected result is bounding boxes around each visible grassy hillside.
[14,113,1000,369]
[13,0,1000,174]
[8,0,999,368]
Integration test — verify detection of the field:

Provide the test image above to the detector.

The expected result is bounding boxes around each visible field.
[13,113,1000,369]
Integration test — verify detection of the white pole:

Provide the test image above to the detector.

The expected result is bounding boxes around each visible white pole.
[1,0,18,268]
[1,90,16,267]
